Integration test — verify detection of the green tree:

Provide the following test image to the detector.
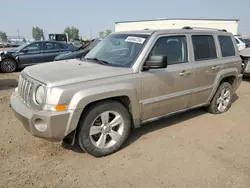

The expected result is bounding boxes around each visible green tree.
[99,31,105,37]
[105,29,112,36]
[64,26,79,41]
[32,27,44,40]
[99,29,112,37]
[0,31,8,42]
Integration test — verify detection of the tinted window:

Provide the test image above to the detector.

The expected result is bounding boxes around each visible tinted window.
[53,42,62,49]
[149,36,188,65]
[44,42,61,50]
[218,36,235,57]
[24,43,42,52]
[192,35,217,61]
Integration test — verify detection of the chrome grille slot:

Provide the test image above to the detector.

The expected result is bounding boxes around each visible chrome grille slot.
[18,75,34,106]
[18,76,22,95]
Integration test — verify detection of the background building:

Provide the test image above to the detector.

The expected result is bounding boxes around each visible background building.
[7,36,25,42]
[115,18,239,35]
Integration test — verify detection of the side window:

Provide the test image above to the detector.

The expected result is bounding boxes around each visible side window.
[192,35,217,61]
[218,35,236,57]
[23,43,42,52]
[235,38,240,44]
[44,42,54,50]
[53,42,62,49]
[44,42,61,50]
[149,35,188,65]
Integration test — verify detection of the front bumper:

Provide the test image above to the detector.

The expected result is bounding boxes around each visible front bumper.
[10,92,72,142]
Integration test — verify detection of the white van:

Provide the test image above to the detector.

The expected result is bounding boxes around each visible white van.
[235,36,246,51]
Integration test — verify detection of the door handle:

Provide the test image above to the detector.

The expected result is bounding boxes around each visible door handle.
[179,70,191,76]
[212,66,221,71]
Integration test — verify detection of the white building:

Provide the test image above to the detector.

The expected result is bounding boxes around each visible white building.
[115,18,239,35]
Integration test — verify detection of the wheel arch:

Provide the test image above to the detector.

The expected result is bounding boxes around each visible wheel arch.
[64,94,140,146]
[207,68,238,103]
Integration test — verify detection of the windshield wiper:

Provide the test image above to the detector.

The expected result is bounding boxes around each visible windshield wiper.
[85,58,110,65]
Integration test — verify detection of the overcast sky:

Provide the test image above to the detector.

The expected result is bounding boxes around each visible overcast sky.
[1,0,249,39]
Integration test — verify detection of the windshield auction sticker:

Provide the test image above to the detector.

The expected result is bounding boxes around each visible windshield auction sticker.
[125,36,146,44]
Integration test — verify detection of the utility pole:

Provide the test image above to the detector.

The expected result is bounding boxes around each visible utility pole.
[17,29,20,42]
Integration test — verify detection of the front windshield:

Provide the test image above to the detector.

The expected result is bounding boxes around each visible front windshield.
[85,34,149,67]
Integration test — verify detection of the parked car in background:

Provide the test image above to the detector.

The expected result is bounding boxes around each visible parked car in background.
[235,36,246,51]
[240,48,250,76]
[0,42,4,48]
[54,38,103,61]
[0,41,76,73]
[242,38,250,48]
[11,28,242,157]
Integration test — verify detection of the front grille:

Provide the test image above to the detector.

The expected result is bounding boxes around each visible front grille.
[18,75,34,106]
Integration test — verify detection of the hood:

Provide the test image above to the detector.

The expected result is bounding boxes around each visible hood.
[0,48,18,55]
[23,59,133,87]
[54,50,86,61]
[7,48,18,53]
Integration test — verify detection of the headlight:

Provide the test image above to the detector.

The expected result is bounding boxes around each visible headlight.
[35,86,45,104]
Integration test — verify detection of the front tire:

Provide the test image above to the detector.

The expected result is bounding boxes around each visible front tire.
[77,100,131,157]
[0,59,17,73]
[207,82,233,114]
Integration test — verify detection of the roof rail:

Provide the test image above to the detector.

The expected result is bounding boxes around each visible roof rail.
[182,26,227,32]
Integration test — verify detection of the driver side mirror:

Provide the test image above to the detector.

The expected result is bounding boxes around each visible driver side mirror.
[144,55,168,70]
[21,48,28,53]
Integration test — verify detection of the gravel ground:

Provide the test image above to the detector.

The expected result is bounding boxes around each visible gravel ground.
[0,73,250,188]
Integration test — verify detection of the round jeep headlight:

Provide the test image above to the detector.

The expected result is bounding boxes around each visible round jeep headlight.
[35,86,45,104]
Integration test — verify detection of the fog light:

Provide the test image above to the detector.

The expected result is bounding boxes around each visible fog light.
[34,119,47,132]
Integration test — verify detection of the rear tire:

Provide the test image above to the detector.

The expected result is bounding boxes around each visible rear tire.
[0,59,17,73]
[207,82,233,114]
[77,100,131,157]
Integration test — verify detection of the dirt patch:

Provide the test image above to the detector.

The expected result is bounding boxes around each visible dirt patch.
[0,73,250,188]
[0,79,18,91]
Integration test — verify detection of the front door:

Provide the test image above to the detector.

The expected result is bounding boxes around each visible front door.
[140,35,194,121]
[18,42,43,67]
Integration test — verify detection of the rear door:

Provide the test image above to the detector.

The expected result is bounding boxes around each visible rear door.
[42,42,62,62]
[18,42,43,66]
[188,34,222,107]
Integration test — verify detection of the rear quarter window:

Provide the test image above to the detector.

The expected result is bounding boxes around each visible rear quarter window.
[192,35,217,61]
[218,35,236,57]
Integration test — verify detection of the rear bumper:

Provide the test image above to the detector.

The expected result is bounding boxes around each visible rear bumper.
[10,92,72,142]
[243,59,250,75]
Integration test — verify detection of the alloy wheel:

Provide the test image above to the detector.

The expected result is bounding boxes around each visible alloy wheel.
[89,111,125,149]
[2,60,16,72]
[216,88,231,112]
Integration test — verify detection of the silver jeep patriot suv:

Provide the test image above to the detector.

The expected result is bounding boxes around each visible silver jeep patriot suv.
[11,28,242,157]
